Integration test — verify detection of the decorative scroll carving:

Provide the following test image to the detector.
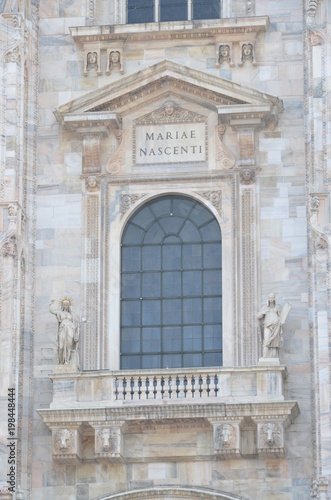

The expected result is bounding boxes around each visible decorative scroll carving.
[309,196,330,250]
[197,191,222,216]
[85,175,101,192]
[83,136,101,173]
[106,130,125,174]
[0,203,18,257]
[239,43,256,66]
[215,125,236,169]
[136,101,206,125]
[120,194,146,219]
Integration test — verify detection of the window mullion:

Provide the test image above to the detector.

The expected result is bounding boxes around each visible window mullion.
[155,0,160,22]
[188,0,192,20]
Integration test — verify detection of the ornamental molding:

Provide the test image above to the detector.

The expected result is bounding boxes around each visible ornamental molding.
[0,202,19,257]
[105,129,125,175]
[215,125,236,169]
[135,103,206,125]
[93,486,247,500]
[197,191,222,216]
[120,193,146,219]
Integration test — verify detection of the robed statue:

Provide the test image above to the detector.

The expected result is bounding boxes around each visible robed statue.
[257,293,291,358]
[49,296,80,365]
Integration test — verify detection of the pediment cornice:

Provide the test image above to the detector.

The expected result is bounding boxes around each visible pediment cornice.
[55,60,283,129]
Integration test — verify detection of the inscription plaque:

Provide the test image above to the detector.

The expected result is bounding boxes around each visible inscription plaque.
[135,123,206,165]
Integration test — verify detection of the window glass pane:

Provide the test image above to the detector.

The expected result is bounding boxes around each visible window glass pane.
[160,0,187,21]
[204,297,222,323]
[203,243,222,269]
[183,353,202,367]
[204,324,222,350]
[143,221,165,244]
[162,244,181,270]
[122,223,145,244]
[203,270,222,295]
[191,204,214,227]
[142,246,161,270]
[142,300,161,325]
[163,299,181,324]
[200,219,221,242]
[179,220,201,242]
[163,354,181,368]
[162,271,181,297]
[183,270,202,296]
[162,326,181,352]
[193,0,219,20]
[159,216,184,234]
[121,328,140,353]
[121,355,141,369]
[149,197,171,218]
[128,0,154,23]
[121,300,140,326]
[183,298,202,324]
[122,246,141,272]
[203,352,222,367]
[142,327,161,352]
[173,197,194,217]
[132,206,155,230]
[122,273,141,299]
[142,355,161,369]
[183,325,202,351]
[164,235,181,244]
[182,244,201,269]
[142,272,161,297]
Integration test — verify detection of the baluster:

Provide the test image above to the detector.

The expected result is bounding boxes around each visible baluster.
[123,377,127,400]
[198,374,203,397]
[145,377,150,399]
[214,374,219,397]
[206,374,211,397]
[138,377,142,399]
[183,375,188,398]
[130,377,134,400]
[115,377,119,400]
[176,375,180,398]
[168,376,172,398]
[161,376,165,398]
[153,376,157,399]
[191,375,195,398]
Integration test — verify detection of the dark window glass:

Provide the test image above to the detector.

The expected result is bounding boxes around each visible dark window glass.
[127,0,154,23]
[193,0,220,20]
[160,0,187,21]
[121,195,222,369]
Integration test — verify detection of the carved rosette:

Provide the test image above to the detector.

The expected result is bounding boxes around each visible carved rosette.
[257,422,284,457]
[95,426,123,461]
[106,130,125,174]
[213,423,240,459]
[52,428,81,463]
[215,125,236,169]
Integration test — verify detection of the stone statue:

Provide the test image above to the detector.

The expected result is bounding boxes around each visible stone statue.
[49,296,80,365]
[257,293,291,358]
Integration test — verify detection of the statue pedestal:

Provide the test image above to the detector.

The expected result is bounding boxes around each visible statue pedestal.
[258,357,280,366]
[54,351,80,373]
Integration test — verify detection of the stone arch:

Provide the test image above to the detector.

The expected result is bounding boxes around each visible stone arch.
[92,486,247,500]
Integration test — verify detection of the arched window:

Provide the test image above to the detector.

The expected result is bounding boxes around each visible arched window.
[121,195,222,370]
[127,0,220,24]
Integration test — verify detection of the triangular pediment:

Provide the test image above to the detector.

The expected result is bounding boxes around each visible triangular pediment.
[55,59,283,123]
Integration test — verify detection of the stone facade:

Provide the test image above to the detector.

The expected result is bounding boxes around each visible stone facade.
[0,0,331,499]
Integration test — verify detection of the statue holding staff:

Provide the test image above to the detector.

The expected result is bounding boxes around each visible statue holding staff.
[257,293,291,359]
[49,296,80,365]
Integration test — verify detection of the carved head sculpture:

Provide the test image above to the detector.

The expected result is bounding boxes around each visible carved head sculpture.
[266,423,274,445]
[87,52,97,68]
[242,43,253,57]
[267,293,276,306]
[101,429,111,451]
[164,100,176,117]
[110,51,120,67]
[60,296,72,312]
[56,429,73,452]
[222,425,230,445]
[219,44,230,63]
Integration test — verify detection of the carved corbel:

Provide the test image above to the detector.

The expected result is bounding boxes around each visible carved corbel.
[84,47,101,76]
[93,422,124,462]
[256,420,285,457]
[215,125,236,169]
[51,426,81,463]
[106,130,125,174]
[215,42,234,68]
[0,203,19,257]
[83,135,102,173]
[209,420,241,459]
